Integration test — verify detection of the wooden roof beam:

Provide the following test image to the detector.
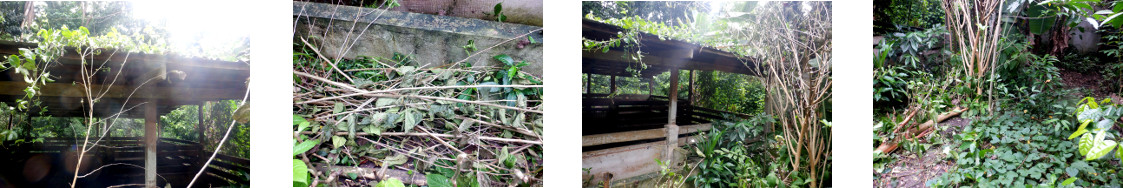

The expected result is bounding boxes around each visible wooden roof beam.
[0,81,246,101]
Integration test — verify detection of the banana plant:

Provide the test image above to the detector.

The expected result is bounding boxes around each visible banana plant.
[1067,97,1123,161]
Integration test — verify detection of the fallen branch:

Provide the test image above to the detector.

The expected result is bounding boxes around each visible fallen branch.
[301,131,542,145]
[874,107,968,154]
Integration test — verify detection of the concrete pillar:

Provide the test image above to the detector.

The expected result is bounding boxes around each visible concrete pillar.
[144,99,158,187]
[665,69,680,163]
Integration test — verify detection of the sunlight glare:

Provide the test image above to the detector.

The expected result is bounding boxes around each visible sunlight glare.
[130,1,251,58]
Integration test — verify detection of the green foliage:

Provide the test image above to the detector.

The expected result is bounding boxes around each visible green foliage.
[873,66,910,105]
[293,159,310,187]
[688,115,780,188]
[493,3,507,22]
[1068,97,1122,161]
[1099,29,1123,93]
[374,178,406,187]
[874,0,945,31]
[1020,0,1099,35]
[878,26,949,70]
[294,48,543,186]
[294,116,313,187]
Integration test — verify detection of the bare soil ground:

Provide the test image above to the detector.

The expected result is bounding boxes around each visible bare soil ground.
[874,117,968,188]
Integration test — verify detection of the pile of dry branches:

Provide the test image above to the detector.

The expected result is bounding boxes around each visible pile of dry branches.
[293,46,543,186]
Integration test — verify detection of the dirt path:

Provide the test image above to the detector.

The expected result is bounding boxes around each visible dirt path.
[875,148,954,188]
[874,117,969,188]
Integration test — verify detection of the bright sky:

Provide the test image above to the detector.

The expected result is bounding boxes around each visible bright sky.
[130,1,252,59]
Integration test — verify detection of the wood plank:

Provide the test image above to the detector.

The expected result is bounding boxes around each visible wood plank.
[582,124,712,147]
[0,81,246,101]
[216,154,251,165]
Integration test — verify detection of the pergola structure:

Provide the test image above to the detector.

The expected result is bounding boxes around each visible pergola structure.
[581,19,760,186]
[0,41,249,187]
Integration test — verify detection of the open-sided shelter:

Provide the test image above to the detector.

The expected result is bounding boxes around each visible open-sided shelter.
[581,19,761,186]
[0,40,249,187]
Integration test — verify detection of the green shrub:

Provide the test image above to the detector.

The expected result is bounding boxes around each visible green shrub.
[688,115,780,188]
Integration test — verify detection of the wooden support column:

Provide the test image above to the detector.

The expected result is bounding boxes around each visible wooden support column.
[648,77,655,95]
[585,74,591,94]
[688,70,694,105]
[144,99,159,188]
[609,75,616,94]
[687,70,695,124]
[197,102,205,142]
[665,69,680,163]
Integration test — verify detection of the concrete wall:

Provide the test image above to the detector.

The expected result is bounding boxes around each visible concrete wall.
[294,1,544,77]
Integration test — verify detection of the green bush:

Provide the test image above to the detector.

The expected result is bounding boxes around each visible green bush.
[688,115,782,188]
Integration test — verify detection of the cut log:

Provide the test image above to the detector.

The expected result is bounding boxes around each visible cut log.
[874,107,968,154]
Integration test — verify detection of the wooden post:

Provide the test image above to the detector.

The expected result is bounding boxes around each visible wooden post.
[648,78,655,95]
[197,102,205,142]
[665,69,680,163]
[609,75,616,94]
[144,99,158,188]
[688,70,694,105]
[687,70,695,124]
[585,73,591,94]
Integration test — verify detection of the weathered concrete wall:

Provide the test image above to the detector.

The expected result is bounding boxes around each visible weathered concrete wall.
[387,0,543,27]
[1070,18,1101,54]
[294,1,544,77]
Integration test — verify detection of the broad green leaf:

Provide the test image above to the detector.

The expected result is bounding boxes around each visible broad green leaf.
[498,146,510,167]
[426,174,452,187]
[333,102,344,114]
[1026,4,1057,35]
[332,136,346,149]
[383,153,408,167]
[1087,140,1117,160]
[1079,134,1094,156]
[375,178,406,187]
[375,98,396,107]
[493,54,514,66]
[397,66,416,74]
[403,110,419,132]
[233,102,251,123]
[1069,126,1088,140]
[362,124,381,136]
[1062,177,1078,185]
[493,3,503,16]
[1117,144,1123,159]
[1096,119,1115,130]
[458,119,474,132]
[294,140,319,156]
[295,115,310,132]
[293,159,310,186]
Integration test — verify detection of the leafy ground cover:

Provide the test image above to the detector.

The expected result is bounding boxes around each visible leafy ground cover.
[874,0,1123,187]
